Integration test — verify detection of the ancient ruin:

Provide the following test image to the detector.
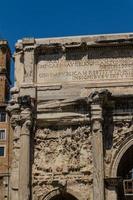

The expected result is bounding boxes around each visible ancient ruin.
[8,33,133,200]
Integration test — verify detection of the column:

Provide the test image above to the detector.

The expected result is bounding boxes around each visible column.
[7,87,21,200]
[106,187,117,200]
[18,98,33,200]
[105,178,119,200]
[7,90,34,200]
[10,116,21,200]
[90,90,111,200]
[19,116,31,200]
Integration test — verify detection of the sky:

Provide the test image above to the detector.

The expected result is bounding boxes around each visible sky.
[1,0,133,83]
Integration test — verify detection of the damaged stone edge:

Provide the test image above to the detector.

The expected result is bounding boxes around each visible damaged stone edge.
[15,33,133,53]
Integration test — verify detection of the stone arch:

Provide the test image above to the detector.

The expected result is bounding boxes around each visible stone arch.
[42,188,81,200]
[111,134,133,177]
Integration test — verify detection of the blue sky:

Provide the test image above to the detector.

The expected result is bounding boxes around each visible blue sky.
[1,0,133,83]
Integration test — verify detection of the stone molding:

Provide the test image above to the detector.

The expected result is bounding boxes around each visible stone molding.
[15,33,133,53]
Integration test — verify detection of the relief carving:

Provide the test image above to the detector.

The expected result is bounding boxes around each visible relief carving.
[24,47,35,83]
[32,126,93,199]
[113,120,133,149]
[105,119,133,177]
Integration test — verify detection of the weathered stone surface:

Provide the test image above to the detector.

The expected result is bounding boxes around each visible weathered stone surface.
[37,52,133,84]
[32,127,93,200]
[10,33,133,200]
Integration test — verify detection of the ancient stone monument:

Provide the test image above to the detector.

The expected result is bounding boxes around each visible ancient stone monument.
[8,33,133,200]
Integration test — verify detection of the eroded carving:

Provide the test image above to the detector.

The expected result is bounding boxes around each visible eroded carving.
[32,126,93,199]
[105,119,133,177]
[37,51,133,84]
[113,120,133,148]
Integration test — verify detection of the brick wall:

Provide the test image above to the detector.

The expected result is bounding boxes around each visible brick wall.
[0,76,6,103]
[0,41,11,199]
[0,48,6,68]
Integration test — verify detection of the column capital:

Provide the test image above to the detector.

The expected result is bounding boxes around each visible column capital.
[7,87,21,128]
[20,109,32,129]
[89,89,112,106]
[89,90,112,133]
[7,91,34,129]
[18,95,34,128]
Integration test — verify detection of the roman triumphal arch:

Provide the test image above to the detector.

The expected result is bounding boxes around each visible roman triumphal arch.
[7,33,133,200]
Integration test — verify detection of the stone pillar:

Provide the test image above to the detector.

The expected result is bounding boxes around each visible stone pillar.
[106,187,117,200]
[91,103,104,200]
[19,110,32,200]
[18,96,33,200]
[10,119,21,200]
[7,92,33,200]
[7,87,21,200]
[90,90,111,200]
[105,178,119,200]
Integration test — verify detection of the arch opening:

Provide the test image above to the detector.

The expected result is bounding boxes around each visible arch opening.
[117,145,133,200]
[49,193,78,200]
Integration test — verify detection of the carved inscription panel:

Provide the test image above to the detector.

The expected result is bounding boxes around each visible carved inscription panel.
[37,52,133,84]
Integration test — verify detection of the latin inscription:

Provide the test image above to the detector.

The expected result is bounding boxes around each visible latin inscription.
[37,54,133,84]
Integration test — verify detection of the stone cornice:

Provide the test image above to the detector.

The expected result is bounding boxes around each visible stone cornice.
[15,33,133,53]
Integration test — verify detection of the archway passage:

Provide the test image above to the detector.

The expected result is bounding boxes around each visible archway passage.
[117,145,133,200]
[50,193,78,200]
